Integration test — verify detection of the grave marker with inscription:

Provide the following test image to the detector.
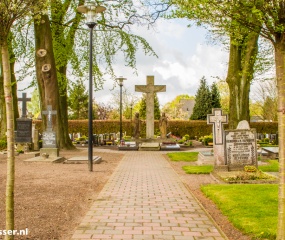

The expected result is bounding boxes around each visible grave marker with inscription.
[16,93,32,144]
[42,105,57,148]
[225,121,257,171]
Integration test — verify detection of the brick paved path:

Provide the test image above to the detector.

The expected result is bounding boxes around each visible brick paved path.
[71,151,227,240]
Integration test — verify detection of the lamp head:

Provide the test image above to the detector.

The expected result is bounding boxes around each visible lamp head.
[77,1,106,26]
[116,76,127,86]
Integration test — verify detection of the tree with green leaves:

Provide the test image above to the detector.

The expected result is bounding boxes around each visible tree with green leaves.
[162,94,194,119]
[27,88,41,118]
[67,80,88,119]
[0,1,45,238]
[216,80,229,113]
[172,0,263,128]
[190,77,212,120]
[173,0,285,236]
[32,0,158,149]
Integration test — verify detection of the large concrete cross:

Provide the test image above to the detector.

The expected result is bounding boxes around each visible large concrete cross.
[207,108,228,145]
[42,105,57,131]
[135,76,166,138]
[18,93,31,118]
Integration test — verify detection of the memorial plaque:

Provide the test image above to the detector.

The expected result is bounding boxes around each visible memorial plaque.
[15,118,32,143]
[42,131,57,148]
[225,129,257,170]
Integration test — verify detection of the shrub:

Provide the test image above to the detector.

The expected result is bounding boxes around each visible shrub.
[201,134,213,146]
[244,165,257,172]
[0,138,7,150]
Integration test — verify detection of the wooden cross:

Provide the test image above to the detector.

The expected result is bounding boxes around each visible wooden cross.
[135,76,166,138]
[18,93,31,118]
[42,105,57,131]
[207,108,228,145]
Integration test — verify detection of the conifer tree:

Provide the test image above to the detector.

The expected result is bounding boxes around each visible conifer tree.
[211,82,221,109]
[68,80,88,119]
[190,77,212,120]
[154,93,161,120]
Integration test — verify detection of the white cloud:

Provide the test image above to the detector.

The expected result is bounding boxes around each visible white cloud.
[94,19,229,107]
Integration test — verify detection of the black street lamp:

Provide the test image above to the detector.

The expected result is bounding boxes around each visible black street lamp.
[130,101,134,135]
[77,2,106,172]
[116,77,126,142]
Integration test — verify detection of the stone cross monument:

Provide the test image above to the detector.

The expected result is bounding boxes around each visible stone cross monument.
[42,105,57,131]
[207,108,228,167]
[18,92,31,118]
[16,93,32,148]
[135,76,166,139]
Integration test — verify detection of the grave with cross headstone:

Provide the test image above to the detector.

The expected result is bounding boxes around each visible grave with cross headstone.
[207,108,228,170]
[15,93,32,152]
[40,105,59,158]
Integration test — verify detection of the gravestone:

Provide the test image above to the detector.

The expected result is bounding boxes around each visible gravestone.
[225,120,258,171]
[41,105,57,148]
[40,105,59,158]
[16,93,32,150]
[135,76,166,139]
[207,108,228,168]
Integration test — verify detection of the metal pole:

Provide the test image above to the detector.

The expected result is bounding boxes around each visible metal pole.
[88,26,94,172]
[120,84,123,141]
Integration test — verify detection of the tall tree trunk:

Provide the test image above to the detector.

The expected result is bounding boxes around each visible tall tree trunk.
[11,61,18,124]
[8,33,19,124]
[34,15,61,146]
[275,39,285,240]
[0,56,7,139]
[226,31,260,129]
[49,0,84,149]
[58,66,74,149]
[2,38,15,240]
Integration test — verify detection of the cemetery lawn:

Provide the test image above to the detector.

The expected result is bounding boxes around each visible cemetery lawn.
[167,152,199,161]
[258,160,279,172]
[182,165,213,174]
[0,149,123,240]
[201,184,278,239]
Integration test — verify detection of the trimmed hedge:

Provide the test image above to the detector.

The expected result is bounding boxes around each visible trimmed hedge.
[33,120,278,139]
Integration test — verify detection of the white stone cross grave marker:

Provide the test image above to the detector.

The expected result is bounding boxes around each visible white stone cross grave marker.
[135,76,166,138]
[42,105,57,131]
[207,108,228,145]
[207,108,228,167]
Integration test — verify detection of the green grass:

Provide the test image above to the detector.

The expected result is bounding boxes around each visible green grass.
[182,165,213,174]
[201,184,278,239]
[167,152,199,162]
[258,160,279,172]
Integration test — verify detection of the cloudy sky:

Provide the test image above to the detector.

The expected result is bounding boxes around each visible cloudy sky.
[17,17,229,108]
[95,18,229,107]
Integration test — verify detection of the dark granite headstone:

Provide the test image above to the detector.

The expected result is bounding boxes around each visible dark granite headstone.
[15,118,32,143]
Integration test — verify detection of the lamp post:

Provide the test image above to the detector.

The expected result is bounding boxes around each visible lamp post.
[77,2,106,172]
[116,77,126,142]
[130,101,134,136]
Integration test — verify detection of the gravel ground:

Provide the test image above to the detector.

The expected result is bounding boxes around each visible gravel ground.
[0,147,250,240]
[0,148,124,240]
